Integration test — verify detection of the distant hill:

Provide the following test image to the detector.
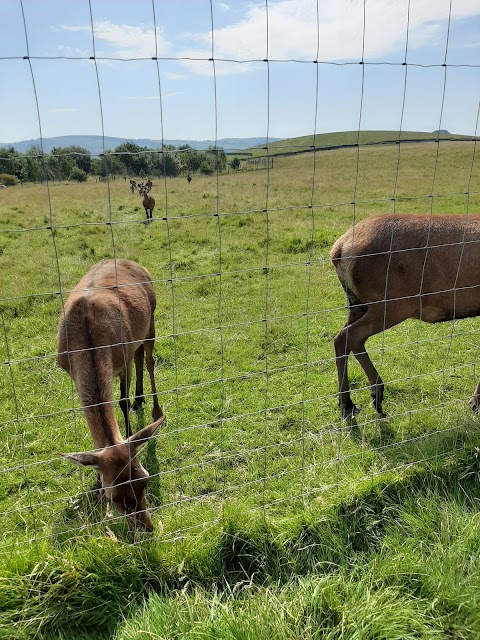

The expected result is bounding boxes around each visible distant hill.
[0,135,281,155]
[2,131,474,158]
[245,130,477,157]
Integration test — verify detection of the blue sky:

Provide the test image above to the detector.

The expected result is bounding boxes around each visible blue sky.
[0,0,479,143]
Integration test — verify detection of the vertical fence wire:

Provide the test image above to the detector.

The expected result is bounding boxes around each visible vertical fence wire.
[414,0,452,461]
[151,0,184,539]
[337,0,368,503]
[300,0,321,502]
[261,0,272,521]
[382,0,412,449]
[208,0,227,519]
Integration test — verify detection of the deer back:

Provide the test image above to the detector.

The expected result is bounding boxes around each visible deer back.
[57,260,156,443]
[58,260,155,377]
[331,213,480,321]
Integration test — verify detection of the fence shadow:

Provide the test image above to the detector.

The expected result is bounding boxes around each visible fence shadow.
[349,409,480,474]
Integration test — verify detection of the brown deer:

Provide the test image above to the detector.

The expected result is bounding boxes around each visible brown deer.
[57,259,164,531]
[129,179,136,194]
[146,178,153,190]
[331,213,480,418]
[138,184,155,222]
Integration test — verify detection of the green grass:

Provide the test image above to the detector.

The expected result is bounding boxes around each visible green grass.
[1,139,480,637]
[3,445,480,638]
[245,129,477,156]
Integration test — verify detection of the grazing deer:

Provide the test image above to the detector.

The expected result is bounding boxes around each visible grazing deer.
[57,259,164,531]
[331,213,480,418]
[138,184,155,222]
[129,179,136,194]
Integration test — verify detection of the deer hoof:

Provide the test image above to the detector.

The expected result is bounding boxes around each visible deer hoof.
[469,397,480,413]
[373,400,387,418]
[132,397,145,411]
[341,401,360,419]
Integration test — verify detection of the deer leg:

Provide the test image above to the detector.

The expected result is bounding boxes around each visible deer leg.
[353,348,386,417]
[133,344,145,410]
[119,362,133,438]
[344,303,408,417]
[334,328,357,418]
[469,380,480,412]
[334,298,368,418]
[145,321,163,421]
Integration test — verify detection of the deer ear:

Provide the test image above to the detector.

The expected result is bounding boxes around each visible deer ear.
[127,415,165,451]
[59,451,102,468]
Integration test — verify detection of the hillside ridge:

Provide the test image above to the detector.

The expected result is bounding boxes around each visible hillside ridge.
[0,135,281,155]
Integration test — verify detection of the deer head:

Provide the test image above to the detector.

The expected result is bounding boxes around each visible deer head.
[60,416,164,531]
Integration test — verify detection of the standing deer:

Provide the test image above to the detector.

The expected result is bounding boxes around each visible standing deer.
[130,179,136,194]
[138,184,155,222]
[331,213,480,418]
[57,259,164,531]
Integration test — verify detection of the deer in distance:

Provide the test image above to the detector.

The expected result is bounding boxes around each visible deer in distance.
[138,182,155,222]
[57,259,164,531]
[129,179,136,194]
[331,213,480,419]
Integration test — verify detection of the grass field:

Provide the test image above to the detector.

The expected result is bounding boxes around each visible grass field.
[1,139,480,638]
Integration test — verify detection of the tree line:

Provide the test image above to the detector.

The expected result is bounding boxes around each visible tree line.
[0,142,230,184]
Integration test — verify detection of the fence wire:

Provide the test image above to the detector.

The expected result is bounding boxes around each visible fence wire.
[0,0,480,552]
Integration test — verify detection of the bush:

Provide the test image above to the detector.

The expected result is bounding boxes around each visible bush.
[0,173,18,186]
[69,167,88,183]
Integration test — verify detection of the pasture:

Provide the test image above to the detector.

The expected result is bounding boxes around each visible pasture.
[2,139,480,638]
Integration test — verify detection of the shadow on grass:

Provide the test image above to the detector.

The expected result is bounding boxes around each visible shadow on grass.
[135,406,162,507]
[368,410,480,470]
[342,397,480,471]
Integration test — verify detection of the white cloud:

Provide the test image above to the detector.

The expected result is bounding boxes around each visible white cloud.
[163,72,186,80]
[126,95,159,100]
[56,44,90,57]
[173,56,260,77]
[177,0,480,74]
[48,108,79,113]
[458,41,480,49]
[52,2,480,77]
[125,93,178,100]
[55,20,169,58]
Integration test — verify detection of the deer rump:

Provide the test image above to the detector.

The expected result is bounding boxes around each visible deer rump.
[331,214,480,417]
[58,260,155,395]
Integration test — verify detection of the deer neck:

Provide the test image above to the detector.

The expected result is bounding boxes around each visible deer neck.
[70,347,124,448]
[83,402,123,448]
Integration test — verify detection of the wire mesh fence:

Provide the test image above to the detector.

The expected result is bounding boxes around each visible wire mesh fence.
[0,0,480,554]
